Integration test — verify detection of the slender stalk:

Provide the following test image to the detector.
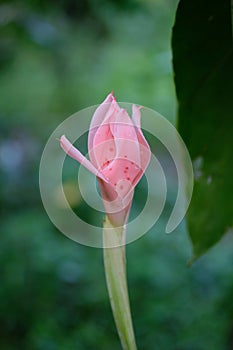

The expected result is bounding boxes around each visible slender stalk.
[103,216,137,350]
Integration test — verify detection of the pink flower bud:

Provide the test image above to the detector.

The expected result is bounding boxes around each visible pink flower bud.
[60,93,151,227]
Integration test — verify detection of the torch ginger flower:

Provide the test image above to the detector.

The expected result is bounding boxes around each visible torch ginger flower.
[60,92,151,227]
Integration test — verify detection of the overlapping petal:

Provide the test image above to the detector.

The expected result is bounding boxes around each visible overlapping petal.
[60,93,151,226]
[60,135,107,182]
[88,92,114,157]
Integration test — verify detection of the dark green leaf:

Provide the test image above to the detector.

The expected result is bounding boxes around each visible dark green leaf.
[172,0,233,260]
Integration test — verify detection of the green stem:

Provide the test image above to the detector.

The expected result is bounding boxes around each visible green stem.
[103,216,137,350]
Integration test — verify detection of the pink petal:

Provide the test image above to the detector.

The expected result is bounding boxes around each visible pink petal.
[110,108,141,166]
[88,92,114,165]
[99,178,134,227]
[60,135,107,182]
[102,158,140,188]
[110,107,135,140]
[91,100,119,171]
[132,105,151,172]
[116,179,133,199]
[132,104,142,128]
[98,178,118,203]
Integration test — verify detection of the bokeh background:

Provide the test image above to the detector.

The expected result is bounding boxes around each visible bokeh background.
[1,0,233,349]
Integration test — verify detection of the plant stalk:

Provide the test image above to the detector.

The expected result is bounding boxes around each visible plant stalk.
[103,216,137,350]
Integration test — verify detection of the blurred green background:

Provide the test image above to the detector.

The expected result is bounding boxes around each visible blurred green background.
[1,0,233,349]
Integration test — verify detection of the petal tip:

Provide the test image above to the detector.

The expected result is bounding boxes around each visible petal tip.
[60,134,66,142]
[104,92,115,104]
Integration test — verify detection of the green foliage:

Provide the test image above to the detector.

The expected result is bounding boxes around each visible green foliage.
[172,0,233,260]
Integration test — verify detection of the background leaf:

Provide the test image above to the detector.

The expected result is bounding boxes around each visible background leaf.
[172,0,233,260]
